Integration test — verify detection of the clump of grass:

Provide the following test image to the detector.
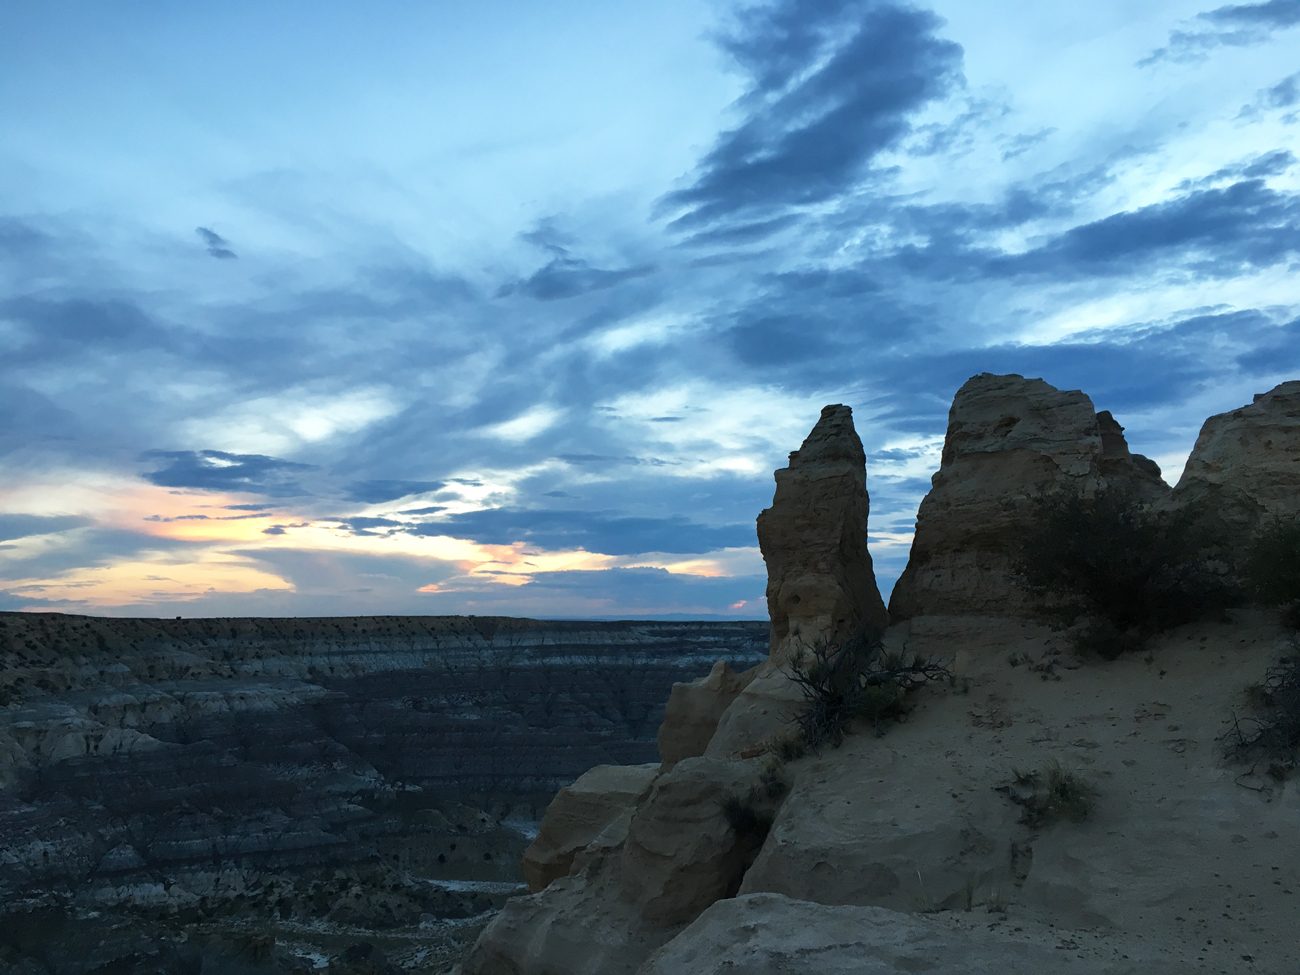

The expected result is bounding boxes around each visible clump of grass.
[786,630,951,752]
[999,760,1096,826]
[1220,647,1300,782]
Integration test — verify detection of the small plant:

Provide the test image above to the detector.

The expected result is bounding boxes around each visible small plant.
[1014,484,1231,658]
[720,793,772,840]
[1220,648,1300,781]
[999,760,1096,825]
[786,630,951,752]
[1244,517,1300,629]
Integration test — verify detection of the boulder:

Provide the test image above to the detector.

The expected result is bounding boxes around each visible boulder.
[521,763,658,892]
[459,840,675,975]
[889,373,1167,620]
[1174,380,1300,550]
[656,661,758,768]
[757,404,888,663]
[619,757,772,926]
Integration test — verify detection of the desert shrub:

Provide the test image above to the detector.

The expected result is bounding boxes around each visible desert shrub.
[720,793,773,840]
[1220,648,1300,781]
[1015,484,1230,657]
[1244,517,1300,629]
[787,630,951,751]
[999,760,1096,826]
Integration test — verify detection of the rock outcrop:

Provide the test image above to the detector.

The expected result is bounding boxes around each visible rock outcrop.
[521,763,657,892]
[757,404,888,662]
[889,373,1168,620]
[1174,380,1300,551]
[656,660,757,768]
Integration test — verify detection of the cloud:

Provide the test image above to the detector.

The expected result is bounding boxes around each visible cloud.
[344,479,444,503]
[659,0,964,230]
[195,226,238,259]
[999,178,1300,279]
[1240,70,1300,116]
[411,508,754,556]
[141,449,316,496]
[502,256,655,300]
[1141,0,1300,65]
[0,513,89,542]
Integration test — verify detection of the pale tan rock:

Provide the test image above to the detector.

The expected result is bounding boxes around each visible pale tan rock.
[619,756,770,927]
[521,762,658,892]
[656,661,757,768]
[890,373,1167,620]
[459,846,673,975]
[636,892,1187,975]
[703,665,804,760]
[1174,380,1300,547]
[757,404,888,664]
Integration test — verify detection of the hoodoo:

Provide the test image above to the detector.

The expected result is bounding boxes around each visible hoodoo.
[889,373,1167,621]
[757,404,889,662]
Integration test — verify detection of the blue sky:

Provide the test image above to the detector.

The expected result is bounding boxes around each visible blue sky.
[1,0,1297,618]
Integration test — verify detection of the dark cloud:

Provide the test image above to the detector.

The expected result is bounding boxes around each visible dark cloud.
[1177,149,1296,189]
[410,508,753,556]
[223,503,276,511]
[660,0,964,230]
[1141,0,1300,65]
[988,179,1300,280]
[398,505,448,515]
[502,256,655,300]
[141,449,316,496]
[326,515,405,537]
[1240,70,1300,116]
[0,296,171,365]
[344,479,444,503]
[195,226,238,259]
[0,514,89,542]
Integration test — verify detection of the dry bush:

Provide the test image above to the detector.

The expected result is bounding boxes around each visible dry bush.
[1245,517,1300,629]
[1015,485,1231,658]
[787,631,951,751]
[1221,647,1300,781]
[999,760,1097,826]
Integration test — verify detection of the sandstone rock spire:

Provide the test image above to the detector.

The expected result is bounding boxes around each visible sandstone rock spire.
[1174,381,1300,547]
[756,404,888,662]
[889,374,1167,621]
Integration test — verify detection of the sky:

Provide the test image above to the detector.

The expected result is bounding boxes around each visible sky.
[1,0,1298,619]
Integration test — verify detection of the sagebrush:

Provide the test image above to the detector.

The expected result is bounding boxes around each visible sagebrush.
[786,630,950,751]
[1000,760,1096,826]
[1220,648,1300,781]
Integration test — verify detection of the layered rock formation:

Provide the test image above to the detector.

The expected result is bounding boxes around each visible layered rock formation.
[1175,380,1300,550]
[0,614,765,973]
[758,404,888,662]
[889,373,1168,620]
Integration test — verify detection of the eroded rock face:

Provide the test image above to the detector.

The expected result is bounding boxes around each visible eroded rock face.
[521,763,658,892]
[757,404,888,662]
[1174,380,1300,547]
[889,374,1168,620]
[656,661,758,768]
[619,757,768,927]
